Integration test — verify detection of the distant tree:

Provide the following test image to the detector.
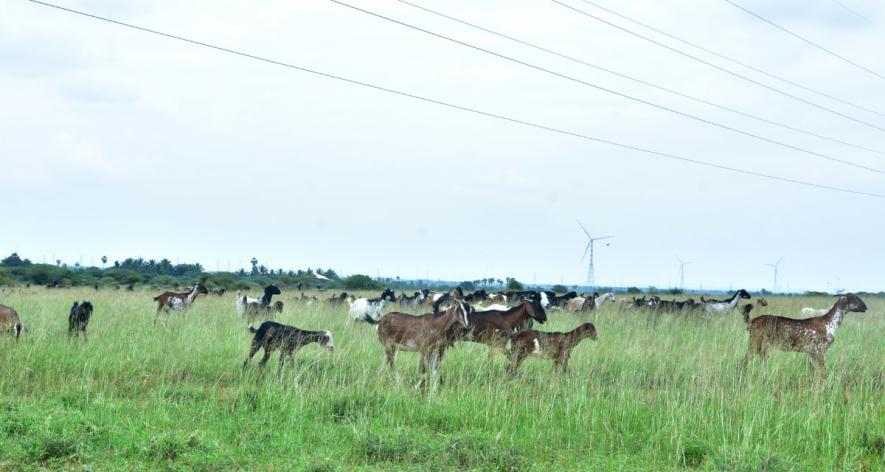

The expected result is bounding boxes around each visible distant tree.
[461,281,476,290]
[250,258,259,275]
[101,255,108,267]
[668,288,684,295]
[626,286,642,294]
[1,253,30,267]
[342,274,384,290]
[551,284,568,293]
[506,278,524,291]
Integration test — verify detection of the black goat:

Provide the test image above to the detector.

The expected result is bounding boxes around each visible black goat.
[68,301,94,339]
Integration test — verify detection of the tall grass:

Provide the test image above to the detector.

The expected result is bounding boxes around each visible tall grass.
[0,287,882,470]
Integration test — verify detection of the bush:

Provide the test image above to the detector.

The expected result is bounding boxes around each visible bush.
[551,284,568,293]
[342,275,384,290]
[627,287,642,294]
[506,279,524,291]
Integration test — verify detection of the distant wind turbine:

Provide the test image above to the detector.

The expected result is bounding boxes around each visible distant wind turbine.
[676,256,694,289]
[577,220,612,289]
[764,257,783,293]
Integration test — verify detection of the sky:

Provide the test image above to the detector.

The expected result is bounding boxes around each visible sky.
[1,0,884,292]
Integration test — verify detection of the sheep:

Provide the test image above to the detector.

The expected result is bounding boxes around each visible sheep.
[0,304,23,341]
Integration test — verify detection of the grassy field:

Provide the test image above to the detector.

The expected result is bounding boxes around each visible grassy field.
[0,288,882,471]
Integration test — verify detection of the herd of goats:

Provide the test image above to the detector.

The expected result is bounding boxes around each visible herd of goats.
[0,283,870,388]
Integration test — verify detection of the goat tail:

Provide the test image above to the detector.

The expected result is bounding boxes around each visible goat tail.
[362,313,380,325]
[152,295,161,301]
[248,325,258,334]
[741,304,753,327]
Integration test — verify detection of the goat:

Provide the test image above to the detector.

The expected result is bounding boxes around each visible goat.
[594,292,616,309]
[68,301,93,339]
[463,289,489,303]
[326,292,350,306]
[756,297,768,307]
[0,304,23,341]
[431,287,465,313]
[242,321,334,377]
[398,290,427,309]
[450,301,548,365]
[550,291,578,308]
[702,289,751,315]
[375,302,470,389]
[350,288,396,322]
[240,285,282,320]
[153,283,209,316]
[738,293,867,377]
[507,322,598,375]
[211,288,226,296]
[565,296,594,313]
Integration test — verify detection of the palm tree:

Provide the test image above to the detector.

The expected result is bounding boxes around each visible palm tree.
[101,256,108,268]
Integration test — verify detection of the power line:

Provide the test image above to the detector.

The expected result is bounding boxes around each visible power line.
[576,0,885,119]
[331,0,884,174]
[829,0,878,26]
[556,0,885,130]
[723,0,885,82]
[22,0,885,199]
[398,0,885,157]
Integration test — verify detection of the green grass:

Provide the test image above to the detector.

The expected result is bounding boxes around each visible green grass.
[0,288,882,470]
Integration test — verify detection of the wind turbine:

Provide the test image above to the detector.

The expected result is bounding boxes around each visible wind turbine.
[577,220,612,289]
[676,256,694,289]
[764,257,783,293]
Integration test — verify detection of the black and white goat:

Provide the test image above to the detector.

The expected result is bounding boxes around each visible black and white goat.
[349,288,396,322]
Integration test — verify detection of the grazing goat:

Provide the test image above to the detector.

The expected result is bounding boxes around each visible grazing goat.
[565,296,594,313]
[550,291,579,308]
[242,321,334,377]
[375,302,471,389]
[0,304,23,341]
[211,288,226,296]
[702,289,751,315]
[738,293,867,377]
[507,322,598,375]
[153,283,209,316]
[68,301,93,339]
[327,292,350,305]
[350,288,396,322]
[756,298,768,307]
[451,301,548,365]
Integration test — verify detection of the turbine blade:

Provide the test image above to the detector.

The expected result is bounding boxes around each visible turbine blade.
[594,236,614,241]
[576,220,592,239]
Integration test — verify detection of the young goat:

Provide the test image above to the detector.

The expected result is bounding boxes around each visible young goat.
[0,304,23,341]
[738,293,867,377]
[451,301,548,365]
[68,301,94,339]
[507,322,598,375]
[242,321,334,377]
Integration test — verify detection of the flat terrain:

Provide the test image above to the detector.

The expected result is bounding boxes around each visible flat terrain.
[0,288,883,470]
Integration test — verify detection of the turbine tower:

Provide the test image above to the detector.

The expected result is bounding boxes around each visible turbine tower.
[764,257,783,293]
[676,256,694,289]
[577,220,612,289]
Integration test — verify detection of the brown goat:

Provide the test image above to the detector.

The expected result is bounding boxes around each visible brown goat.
[507,322,598,375]
[0,304,23,341]
[738,293,867,377]
[153,283,209,316]
[376,302,470,389]
[451,301,548,364]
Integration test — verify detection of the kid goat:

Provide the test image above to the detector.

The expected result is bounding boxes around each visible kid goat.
[506,322,598,375]
[242,321,334,377]
[738,293,867,377]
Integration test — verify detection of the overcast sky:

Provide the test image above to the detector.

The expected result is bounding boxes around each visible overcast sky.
[2,0,884,292]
